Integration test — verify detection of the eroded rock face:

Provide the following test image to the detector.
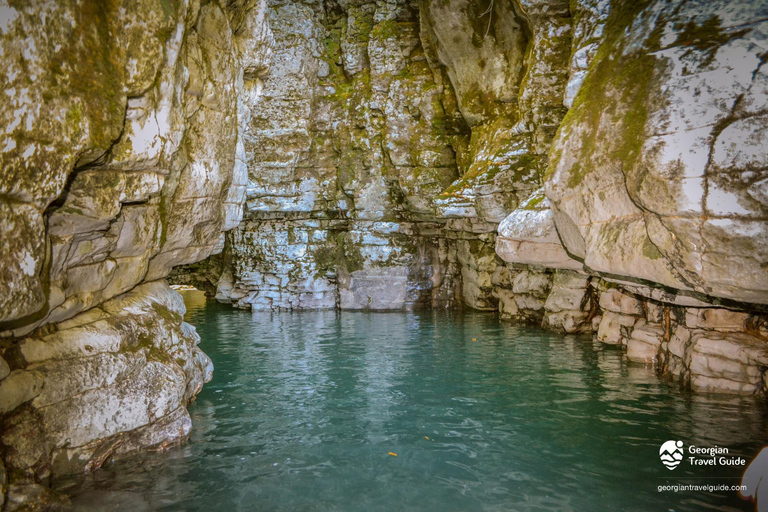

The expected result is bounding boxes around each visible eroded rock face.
[0,0,272,335]
[0,0,272,496]
[196,0,465,311]
[172,0,768,393]
[2,282,212,479]
[545,0,768,305]
[3,5,768,507]
[188,0,578,314]
[490,0,768,394]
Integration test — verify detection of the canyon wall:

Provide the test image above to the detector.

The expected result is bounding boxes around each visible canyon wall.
[1,0,768,508]
[175,0,768,396]
[174,0,573,313]
[0,0,272,506]
[497,0,768,395]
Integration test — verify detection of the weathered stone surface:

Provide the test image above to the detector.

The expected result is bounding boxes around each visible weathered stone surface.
[19,321,125,364]
[2,3,768,503]
[544,286,586,313]
[596,311,638,345]
[685,308,749,332]
[540,270,592,333]
[494,265,553,323]
[0,371,44,414]
[203,0,480,311]
[565,0,610,108]
[0,0,273,335]
[668,325,691,360]
[0,457,5,509]
[205,0,576,315]
[512,270,551,297]
[627,323,664,364]
[544,310,589,334]
[0,355,9,381]
[546,0,768,305]
[496,189,584,270]
[496,289,519,320]
[30,352,149,409]
[552,270,590,290]
[340,267,408,310]
[4,483,69,512]
[659,323,768,394]
[1,281,213,478]
[688,340,766,394]
[598,288,643,316]
[0,0,272,492]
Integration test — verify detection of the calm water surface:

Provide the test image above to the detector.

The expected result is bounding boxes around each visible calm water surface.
[57,292,768,511]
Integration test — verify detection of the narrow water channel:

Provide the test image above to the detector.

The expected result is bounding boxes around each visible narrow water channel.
[57,292,768,511]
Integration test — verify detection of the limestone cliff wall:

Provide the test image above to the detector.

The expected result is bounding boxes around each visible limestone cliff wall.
[545,0,768,306]
[180,0,574,313]
[179,0,768,395]
[495,0,768,395]
[2,0,768,506]
[0,0,272,504]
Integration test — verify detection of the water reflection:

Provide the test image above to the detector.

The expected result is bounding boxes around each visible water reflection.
[56,293,768,511]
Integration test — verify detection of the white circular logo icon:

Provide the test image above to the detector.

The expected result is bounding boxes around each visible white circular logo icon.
[660,440,684,470]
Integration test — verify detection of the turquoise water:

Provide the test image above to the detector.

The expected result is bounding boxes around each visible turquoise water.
[58,294,768,511]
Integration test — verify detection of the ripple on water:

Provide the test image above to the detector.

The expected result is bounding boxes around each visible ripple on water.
[55,298,768,512]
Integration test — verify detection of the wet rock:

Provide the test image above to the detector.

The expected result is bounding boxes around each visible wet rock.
[596,311,638,345]
[660,324,768,394]
[541,270,592,333]
[2,5,768,505]
[544,311,590,334]
[496,289,520,320]
[0,453,6,509]
[340,267,409,310]
[494,265,553,323]
[4,484,70,512]
[1,281,213,477]
[627,323,664,364]
[0,0,271,488]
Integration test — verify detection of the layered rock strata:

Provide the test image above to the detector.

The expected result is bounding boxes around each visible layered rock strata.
[0,0,272,504]
[176,0,768,395]
[2,1,768,508]
[495,0,768,395]
[178,0,574,314]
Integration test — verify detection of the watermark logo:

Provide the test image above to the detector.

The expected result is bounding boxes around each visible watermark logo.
[660,440,684,470]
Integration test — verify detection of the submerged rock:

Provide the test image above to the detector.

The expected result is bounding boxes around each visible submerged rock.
[3,484,70,512]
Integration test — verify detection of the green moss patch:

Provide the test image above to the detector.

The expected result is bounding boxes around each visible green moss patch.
[49,0,126,150]
[546,0,662,190]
